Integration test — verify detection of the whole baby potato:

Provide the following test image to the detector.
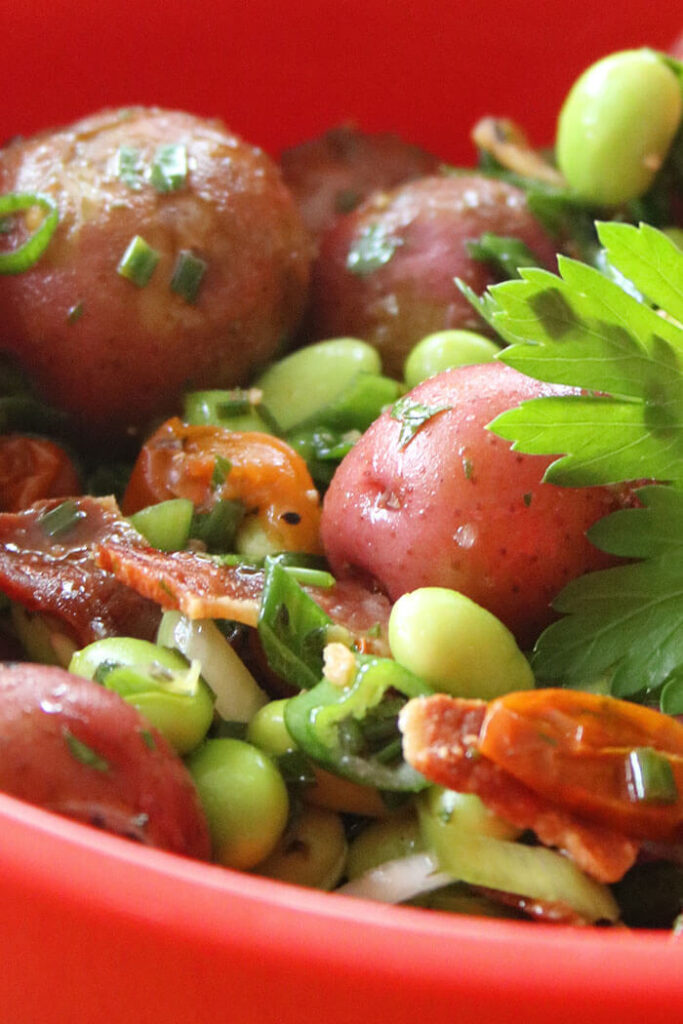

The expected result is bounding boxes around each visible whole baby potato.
[321,363,633,648]
[0,661,211,858]
[0,108,312,440]
[280,123,441,239]
[306,175,559,377]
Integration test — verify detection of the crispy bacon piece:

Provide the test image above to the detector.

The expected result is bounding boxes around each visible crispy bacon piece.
[0,496,160,647]
[400,693,640,883]
[97,544,265,626]
[97,541,391,651]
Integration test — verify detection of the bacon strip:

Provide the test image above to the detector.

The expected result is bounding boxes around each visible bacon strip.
[0,497,160,647]
[399,694,639,884]
[97,542,391,650]
[97,544,264,626]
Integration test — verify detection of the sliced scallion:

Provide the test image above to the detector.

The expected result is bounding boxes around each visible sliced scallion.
[117,235,160,287]
[170,249,206,304]
[211,455,232,488]
[114,145,145,189]
[150,143,188,193]
[0,192,59,275]
[64,729,109,772]
[38,500,86,538]
[627,747,678,804]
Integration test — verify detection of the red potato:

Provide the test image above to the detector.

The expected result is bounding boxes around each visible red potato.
[306,174,560,377]
[280,124,441,239]
[321,363,634,648]
[0,107,312,442]
[0,662,210,859]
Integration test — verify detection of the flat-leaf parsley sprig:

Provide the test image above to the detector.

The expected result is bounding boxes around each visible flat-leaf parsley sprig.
[482,222,683,705]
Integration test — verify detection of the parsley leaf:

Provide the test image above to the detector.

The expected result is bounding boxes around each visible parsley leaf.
[390,396,451,448]
[531,486,683,703]
[478,222,683,702]
[487,223,683,486]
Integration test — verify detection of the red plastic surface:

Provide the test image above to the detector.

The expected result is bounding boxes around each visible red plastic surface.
[2,1,683,1021]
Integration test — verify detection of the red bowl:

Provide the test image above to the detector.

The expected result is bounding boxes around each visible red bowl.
[2,2,683,1021]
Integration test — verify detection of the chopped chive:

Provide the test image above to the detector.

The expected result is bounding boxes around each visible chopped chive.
[170,249,206,304]
[150,143,188,193]
[211,455,233,487]
[627,747,678,804]
[282,565,335,588]
[0,192,59,275]
[64,729,109,772]
[38,499,86,538]
[140,729,157,750]
[115,145,145,189]
[117,235,160,287]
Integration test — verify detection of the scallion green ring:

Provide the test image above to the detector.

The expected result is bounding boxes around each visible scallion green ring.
[0,192,59,275]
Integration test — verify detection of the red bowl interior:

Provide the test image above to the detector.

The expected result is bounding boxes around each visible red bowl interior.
[3,1,683,1021]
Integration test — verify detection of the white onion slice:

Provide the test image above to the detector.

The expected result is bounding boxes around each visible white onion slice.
[336,852,453,904]
[157,610,267,722]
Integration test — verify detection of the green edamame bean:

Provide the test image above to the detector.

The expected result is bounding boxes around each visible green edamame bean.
[420,786,521,843]
[187,738,289,869]
[346,809,422,880]
[557,49,683,206]
[403,330,499,388]
[69,637,214,755]
[246,699,296,756]
[388,587,534,699]
[256,806,347,889]
[254,337,381,432]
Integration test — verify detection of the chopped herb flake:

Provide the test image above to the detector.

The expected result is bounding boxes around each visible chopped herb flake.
[115,145,145,189]
[170,249,206,304]
[64,730,109,772]
[211,455,232,488]
[0,192,59,275]
[391,395,451,448]
[117,235,160,287]
[150,143,189,193]
[38,500,86,537]
[627,747,678,805]
[346,223,402,276]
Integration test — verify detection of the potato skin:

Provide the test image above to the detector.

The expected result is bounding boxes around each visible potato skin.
[307,174,559,377]
[0,661,210,858]
[321,363,633,648]
[0,108,312,440]
[280,124,441,239]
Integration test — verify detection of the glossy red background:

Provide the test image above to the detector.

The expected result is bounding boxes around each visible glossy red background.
[2,2,683,1022]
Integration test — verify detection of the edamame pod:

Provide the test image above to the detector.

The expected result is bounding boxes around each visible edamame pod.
[388,587,534,699]
[68,636,214,755]
[254,337,382,431]
[403,330,499,388]
[187,737,289,869]
[556,49,683,206]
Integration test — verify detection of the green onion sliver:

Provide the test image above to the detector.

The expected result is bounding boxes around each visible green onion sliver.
[0,193,59,275]
[627,746,678,804]
[170,249,206,304]
[150,143,188,193]
[38,499,86,538]
[117,235,160,287]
